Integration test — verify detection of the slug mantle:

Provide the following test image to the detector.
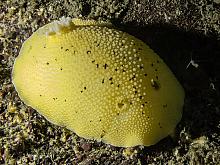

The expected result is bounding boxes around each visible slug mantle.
[12,18,185,147]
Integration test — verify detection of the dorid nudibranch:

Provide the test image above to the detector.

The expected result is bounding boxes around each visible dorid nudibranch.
[12,18,185,147]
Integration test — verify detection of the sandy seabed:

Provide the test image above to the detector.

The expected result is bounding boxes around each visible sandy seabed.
[0,0,220,164]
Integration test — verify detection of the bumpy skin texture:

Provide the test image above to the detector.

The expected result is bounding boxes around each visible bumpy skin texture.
[12,18,185,147]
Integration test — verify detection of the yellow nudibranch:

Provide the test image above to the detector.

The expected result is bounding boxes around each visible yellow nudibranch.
[12,17,185,147]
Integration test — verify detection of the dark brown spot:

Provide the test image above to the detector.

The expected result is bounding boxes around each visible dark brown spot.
[100,130,106,138]
[159,122,162,128]
[163,104,168,108]
[103,63,108,69]
[118,103,124,108]
[151,79,160,90]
